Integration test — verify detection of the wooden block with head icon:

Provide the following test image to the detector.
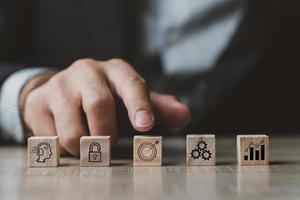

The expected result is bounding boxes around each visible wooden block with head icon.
[237,135,269,165]
[186,134,216,166]
[28,136,60,167]
[80,136,111,167]
[133,136,162,166]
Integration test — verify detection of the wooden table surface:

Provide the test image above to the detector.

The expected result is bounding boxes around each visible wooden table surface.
[0,134,300,200]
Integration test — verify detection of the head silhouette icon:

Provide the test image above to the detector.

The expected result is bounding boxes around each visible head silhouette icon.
[32,143,53,163]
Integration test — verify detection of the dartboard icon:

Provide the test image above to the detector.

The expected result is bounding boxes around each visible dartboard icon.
[137,142,157,161]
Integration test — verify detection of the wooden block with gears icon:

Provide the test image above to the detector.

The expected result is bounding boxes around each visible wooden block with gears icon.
[133,136,162,166]
[28,136,60,167]
[186,134,216,166]
[237,135,269,165]
[80,136,111,167]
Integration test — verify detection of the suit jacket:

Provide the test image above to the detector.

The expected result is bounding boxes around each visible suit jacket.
[0,0,299,130]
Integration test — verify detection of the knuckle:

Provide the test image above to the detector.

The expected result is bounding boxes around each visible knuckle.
[131,97,150,108]
[57,95,74,106]
[108,58,128,66]
[69,58,97,72]
[47,82,81,112]
[124,76,147,88]
[50,90,74,110]
[47,72,65,88]
[72,58,96,68]
[48,78,76,105]
[84,94,115,112]
[25,88,47,112]
[86,78,106,91]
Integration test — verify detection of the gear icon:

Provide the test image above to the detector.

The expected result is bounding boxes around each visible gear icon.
[190,140,212,161]
[197,140,207,150]
[201,150,212,160]
[191,148,202,159]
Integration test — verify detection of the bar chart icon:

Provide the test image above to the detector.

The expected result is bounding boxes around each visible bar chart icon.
[244,141,265,161]
[237,135,269,165]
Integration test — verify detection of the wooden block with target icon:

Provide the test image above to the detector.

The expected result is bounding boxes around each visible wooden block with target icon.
[28,136,60,167]
[186,134,216,166]
[133,136,162,166]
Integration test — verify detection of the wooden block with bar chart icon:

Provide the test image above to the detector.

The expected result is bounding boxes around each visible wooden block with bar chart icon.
[186,134,216,166]
[133,136,162,166]
[28,136,60,167]
[237,135,269,165]
[80,136,111,167]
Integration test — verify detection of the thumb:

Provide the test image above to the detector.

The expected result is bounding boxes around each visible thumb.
[150,91,191,128]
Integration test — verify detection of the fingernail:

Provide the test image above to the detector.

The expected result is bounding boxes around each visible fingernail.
[134,110,154,128]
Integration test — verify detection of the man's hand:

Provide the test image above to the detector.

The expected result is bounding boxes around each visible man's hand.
[22,59,191,155]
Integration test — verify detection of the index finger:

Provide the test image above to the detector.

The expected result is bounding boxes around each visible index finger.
[102,59,154,132]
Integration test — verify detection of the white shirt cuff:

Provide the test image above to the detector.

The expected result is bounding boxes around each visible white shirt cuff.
[0,68,52,143]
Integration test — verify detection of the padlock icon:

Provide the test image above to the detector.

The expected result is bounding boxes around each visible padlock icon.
[88,142,102,162]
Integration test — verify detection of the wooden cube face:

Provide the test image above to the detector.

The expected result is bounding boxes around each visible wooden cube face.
[237,135,269,165]
[133,136,162,166]
[80,136,111,167]
[186,134,216,166]
[28,136,60,167]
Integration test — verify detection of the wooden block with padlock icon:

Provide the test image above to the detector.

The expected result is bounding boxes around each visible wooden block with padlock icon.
[80,136,111,167]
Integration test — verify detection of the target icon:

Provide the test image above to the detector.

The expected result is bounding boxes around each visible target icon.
[137,142,158,161]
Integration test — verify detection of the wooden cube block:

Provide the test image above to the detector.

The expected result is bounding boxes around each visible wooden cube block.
[28,136,60,167]
[133,136,162,166]
[186,134,216,166]
[80,136,111,167]
[237,135,269,165]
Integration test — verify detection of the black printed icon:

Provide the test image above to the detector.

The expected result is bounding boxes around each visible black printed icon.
[31,143,53,163]
[138,140,159,162]
[243,140,265,161]
[89,142,102,162]
[190,140,212,160]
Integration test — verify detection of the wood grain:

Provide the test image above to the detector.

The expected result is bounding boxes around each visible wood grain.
[2,135,300,200]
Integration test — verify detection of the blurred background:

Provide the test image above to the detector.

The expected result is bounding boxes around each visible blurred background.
[0,0,300,136]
